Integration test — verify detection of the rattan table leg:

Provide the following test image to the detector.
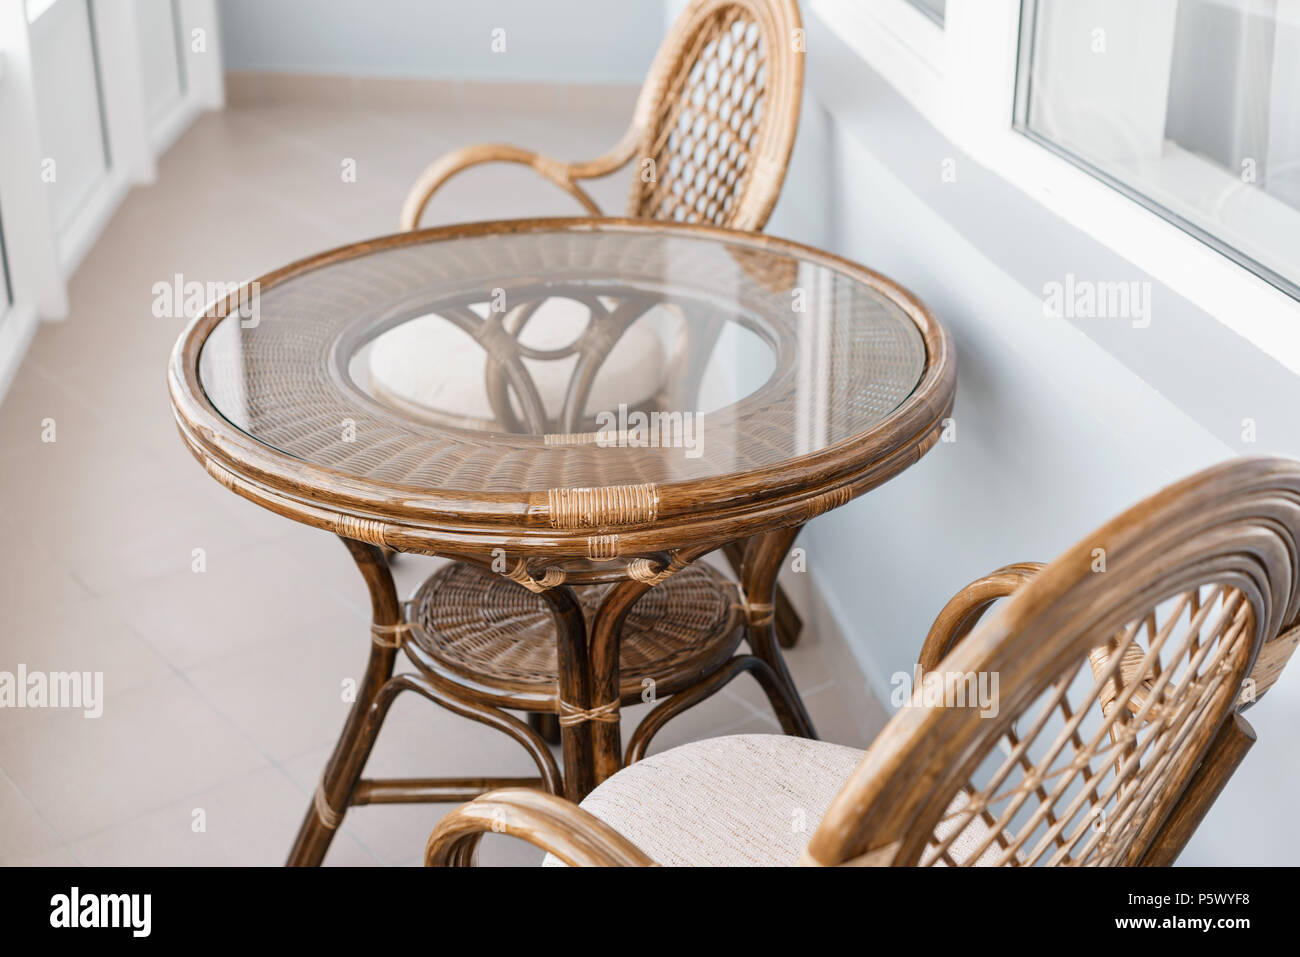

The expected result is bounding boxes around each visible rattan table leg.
[742,526,817,739]
[527,712,562,745]
[287,537,400,866]
[539,584,597,801]
[349,672,565,796]
[724,538,804,648]
[588,578,654,785]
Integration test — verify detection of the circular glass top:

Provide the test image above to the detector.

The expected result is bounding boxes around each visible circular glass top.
[194,221,928,495]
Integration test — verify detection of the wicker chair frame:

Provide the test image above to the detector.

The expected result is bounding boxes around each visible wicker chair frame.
[399,0,804,234]
[424,458,1300,866]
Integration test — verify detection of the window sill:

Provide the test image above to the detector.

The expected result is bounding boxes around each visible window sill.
[968,128,1300,375]
[809,0,1300,376]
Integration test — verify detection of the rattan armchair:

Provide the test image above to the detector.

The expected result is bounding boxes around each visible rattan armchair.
[426,458,1300,866]
[399,0,804,233]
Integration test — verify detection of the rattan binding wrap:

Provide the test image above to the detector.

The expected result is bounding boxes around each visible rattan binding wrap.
[408,561,743,705]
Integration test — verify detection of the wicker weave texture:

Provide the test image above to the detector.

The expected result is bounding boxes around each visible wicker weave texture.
[409,560,742,697]
[399,1,802,235]
[919,585,1252,867]
[197,228,926,494]
[633,9,770,225]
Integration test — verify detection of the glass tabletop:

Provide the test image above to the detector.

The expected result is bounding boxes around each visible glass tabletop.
[195,221,928,494]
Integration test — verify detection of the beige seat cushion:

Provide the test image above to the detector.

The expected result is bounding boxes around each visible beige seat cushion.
[366,299,668,425]
[543,733,1007,866]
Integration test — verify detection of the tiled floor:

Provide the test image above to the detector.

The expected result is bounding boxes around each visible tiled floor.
[0,87,877,866]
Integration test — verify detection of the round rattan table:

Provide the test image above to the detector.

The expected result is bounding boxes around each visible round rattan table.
[168,217,955,865]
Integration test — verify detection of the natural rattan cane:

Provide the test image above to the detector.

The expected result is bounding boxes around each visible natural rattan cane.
[630,7,784,225]
[407,561,742,709]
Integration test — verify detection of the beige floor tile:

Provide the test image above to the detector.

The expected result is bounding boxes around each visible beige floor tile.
[264,532,450,617]
[107,539,357,671]
[800,684,875,751]
[0,673,269,840]
[68,764,374,866]
[48,479,281,597]
[265,522,388,618]
[0,769,64,863]
[717,634,837,721]
[274,666,780,866]
[2,590,174,703]
[336,688,547,781]
[6,845,82,866]
[199,478,311,543]
[0,364,99,466]
[0,422,178,575]
[280,684,552,865]
[0,410,156,515]
[184,613,371,763]
[0,512,93,607]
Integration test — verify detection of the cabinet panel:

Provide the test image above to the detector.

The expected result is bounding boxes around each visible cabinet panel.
[28,0,110,233]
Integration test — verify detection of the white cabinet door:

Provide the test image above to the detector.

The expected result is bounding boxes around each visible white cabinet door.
[135,0,185,130]
[28,0,110,234]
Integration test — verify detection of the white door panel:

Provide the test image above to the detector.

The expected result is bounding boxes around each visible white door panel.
[28,0,110,234]
[136,0,184,126]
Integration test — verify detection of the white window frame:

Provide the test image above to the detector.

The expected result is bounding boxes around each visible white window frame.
[810,0,1300,376]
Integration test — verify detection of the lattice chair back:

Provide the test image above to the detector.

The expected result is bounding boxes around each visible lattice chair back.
[625,0,804,230]
[806,458,1300,867]
[400,1,803,234]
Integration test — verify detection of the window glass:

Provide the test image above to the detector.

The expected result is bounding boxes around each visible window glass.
[1017,0,1300,297]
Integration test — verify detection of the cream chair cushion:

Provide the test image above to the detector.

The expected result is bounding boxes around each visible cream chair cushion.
[543,733,1007,866]
[366,300,668,425]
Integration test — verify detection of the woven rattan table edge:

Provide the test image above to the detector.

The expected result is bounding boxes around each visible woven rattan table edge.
[169,217,956,556]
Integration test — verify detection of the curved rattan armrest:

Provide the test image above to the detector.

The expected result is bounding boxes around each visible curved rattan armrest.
[425,788,657,867]
[918,563,1046,670]
[399,128,640,230]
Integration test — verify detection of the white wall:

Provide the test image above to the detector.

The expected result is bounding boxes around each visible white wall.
[218,0,665,84]
[769,10,1300,865]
